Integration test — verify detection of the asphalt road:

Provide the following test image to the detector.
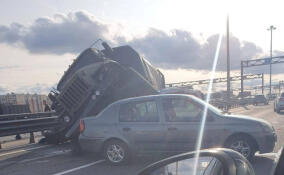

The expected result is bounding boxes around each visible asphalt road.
[0,103,283,175]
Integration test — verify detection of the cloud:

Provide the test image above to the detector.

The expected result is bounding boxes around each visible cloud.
[128,29,263,71]
[0,87,7,95]
[0,65,19,70]
[0,11,116,54]
[0,10,277,72]
[0,23,24,44]
[0,83,57,95]
[14,83,56,94]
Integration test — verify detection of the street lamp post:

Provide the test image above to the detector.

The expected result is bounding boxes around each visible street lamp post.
[267,25,276,97]
[226,15,231,112]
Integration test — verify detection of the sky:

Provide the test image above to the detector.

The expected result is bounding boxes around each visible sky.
[0,0,284,94]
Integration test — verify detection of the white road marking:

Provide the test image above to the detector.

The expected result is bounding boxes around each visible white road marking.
[20,149,71,163]
[0,143,37,151]
[0,145,51,157]
[53,160,105,175]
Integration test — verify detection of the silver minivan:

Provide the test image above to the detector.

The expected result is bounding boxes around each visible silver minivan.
[79,94,277,165]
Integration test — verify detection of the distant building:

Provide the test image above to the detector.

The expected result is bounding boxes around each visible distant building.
[0,93,51,113]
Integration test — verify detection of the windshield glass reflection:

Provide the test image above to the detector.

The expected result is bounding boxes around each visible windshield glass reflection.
[150,157,223,175]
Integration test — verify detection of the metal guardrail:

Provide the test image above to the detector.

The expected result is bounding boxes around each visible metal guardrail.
[166,74,262,87]
[210,96,272,110]
[210,99,250,110]
[0,112,60,137]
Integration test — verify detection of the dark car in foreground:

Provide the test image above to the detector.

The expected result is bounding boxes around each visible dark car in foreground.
[79,94,276,165]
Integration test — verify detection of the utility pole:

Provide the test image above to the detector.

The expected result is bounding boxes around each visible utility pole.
[267,25,276,97]
[240,61,243,98]
[279,81,281,95]
[226,15,231,111]
[262,73,264,94]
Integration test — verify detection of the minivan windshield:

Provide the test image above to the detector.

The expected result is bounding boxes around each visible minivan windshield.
[188,95,222,115]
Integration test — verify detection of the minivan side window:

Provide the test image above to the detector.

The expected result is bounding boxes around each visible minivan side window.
[162,98,202,122]
[119,101,159,122]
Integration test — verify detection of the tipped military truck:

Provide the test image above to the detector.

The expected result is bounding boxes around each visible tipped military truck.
[45,42,165,145]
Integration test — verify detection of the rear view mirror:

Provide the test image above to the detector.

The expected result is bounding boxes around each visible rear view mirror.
[138,148,255,175]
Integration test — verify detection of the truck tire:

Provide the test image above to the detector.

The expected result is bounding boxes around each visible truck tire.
[103,140,130,165]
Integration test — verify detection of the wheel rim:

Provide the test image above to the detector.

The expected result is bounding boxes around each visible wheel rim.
[230,140,251,158]
[106,144,125,163]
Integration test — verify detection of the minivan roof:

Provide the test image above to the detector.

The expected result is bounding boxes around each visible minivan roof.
[112,94,195,105]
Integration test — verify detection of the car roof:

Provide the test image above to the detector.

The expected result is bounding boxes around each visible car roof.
[112,94,194,105]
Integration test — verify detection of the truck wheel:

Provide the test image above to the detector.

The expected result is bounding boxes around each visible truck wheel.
[103,140,130,165]
[225,135,256,161]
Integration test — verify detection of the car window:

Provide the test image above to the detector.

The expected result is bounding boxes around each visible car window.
[162,98,202,122]
[119,100,159,122]
[281,93,284,98]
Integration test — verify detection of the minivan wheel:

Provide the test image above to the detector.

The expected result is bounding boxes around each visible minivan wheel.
[103,140,130,165]
[225,135,256,160]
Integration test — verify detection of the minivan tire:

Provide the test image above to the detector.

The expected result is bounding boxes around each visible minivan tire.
[225,135,257,161]
[103,140,130,165]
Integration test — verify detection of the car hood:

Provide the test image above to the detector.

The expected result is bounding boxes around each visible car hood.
[223,114,270,126]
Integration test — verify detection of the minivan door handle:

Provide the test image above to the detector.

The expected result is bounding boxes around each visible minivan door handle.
[122,127,131,132]
[168,127,177,131]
